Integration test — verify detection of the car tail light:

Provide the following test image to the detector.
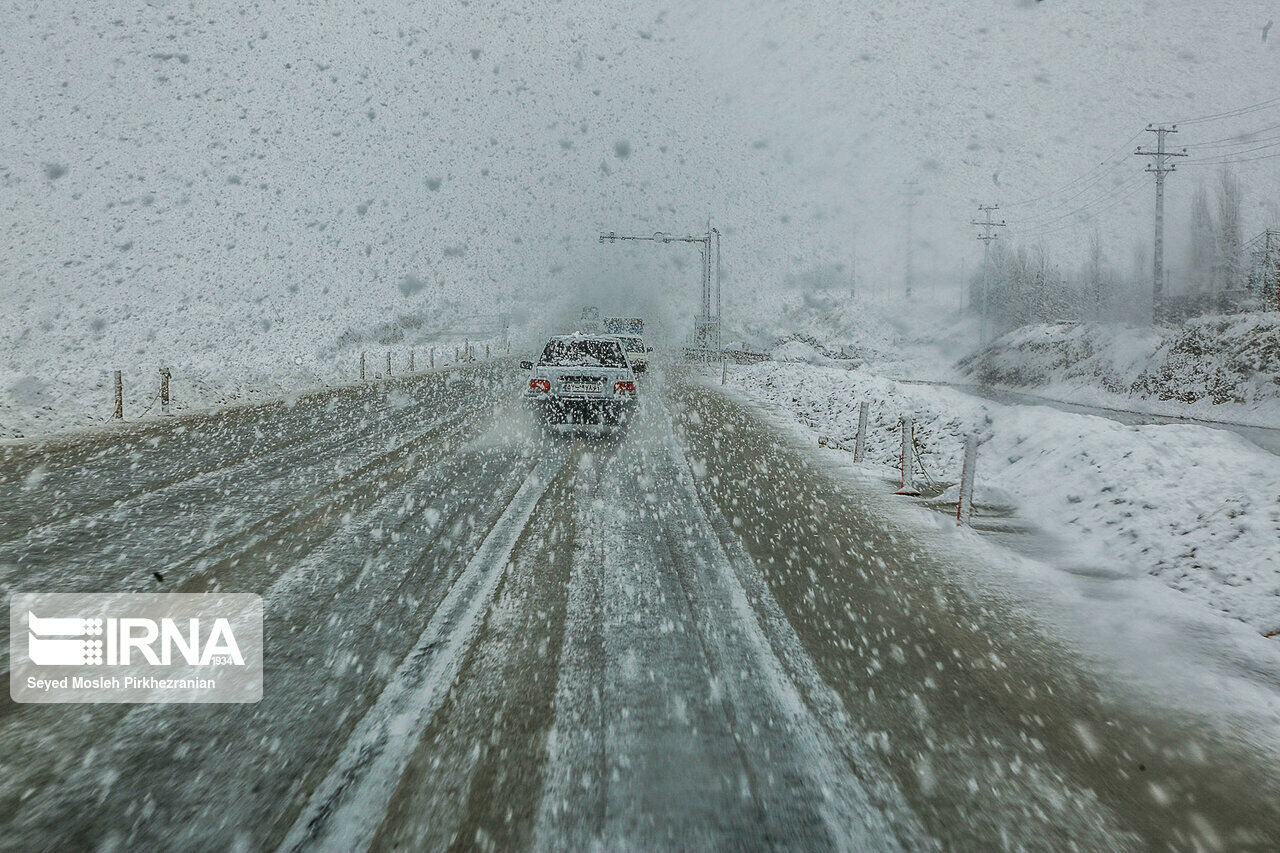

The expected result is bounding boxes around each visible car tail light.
[614,381,635,393]
[530,379,550,393]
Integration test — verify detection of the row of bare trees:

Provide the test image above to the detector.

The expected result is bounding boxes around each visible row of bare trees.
[970,170,1267,329]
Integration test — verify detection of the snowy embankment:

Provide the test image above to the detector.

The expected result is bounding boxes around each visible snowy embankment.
[0,334,503,442]
[958,314,1280,426]
[724,361,1280,635]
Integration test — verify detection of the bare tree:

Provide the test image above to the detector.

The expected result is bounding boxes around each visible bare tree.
[1215,169,1243,293]
[1085,228,1105,319]
[1188,182,1215,293]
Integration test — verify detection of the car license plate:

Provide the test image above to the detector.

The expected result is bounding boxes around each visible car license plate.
[562,381,599,394]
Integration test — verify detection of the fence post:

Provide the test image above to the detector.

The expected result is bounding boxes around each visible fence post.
[486,343,490,359]
[409,349,415,372]
[454,346,459,363]
[430,346,435,369]
[721,352,727,385]
[159,367,171,415]
[360,351,366,382]
[386,351,392,378]
[957,433,979,526]
[895,416,920,496]
[854,401,869,462]
[113,370,123,420]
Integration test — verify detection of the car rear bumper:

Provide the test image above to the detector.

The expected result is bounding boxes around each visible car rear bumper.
[526,395,636,422]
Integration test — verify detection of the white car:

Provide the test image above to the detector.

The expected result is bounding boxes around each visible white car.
[609,335,650,373]
[521,334,638,425]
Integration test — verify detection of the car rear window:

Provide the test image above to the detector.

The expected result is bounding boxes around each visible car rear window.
[539,339,627,368]
[618,337,645,352]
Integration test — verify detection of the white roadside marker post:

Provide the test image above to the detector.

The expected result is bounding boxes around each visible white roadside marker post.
[113,370,123,420]
[895,416,920,496]
[721,352,727,385]
[854,401,869,462]
[386,351,392,378]
[486,343,490,359]
[360,352,366,382]
[430,346,435,369]
[957,433,979,526]
[409,349,415,372]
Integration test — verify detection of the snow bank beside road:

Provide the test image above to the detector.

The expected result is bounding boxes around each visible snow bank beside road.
[725,361,1280,634]
[959,314,1280,424]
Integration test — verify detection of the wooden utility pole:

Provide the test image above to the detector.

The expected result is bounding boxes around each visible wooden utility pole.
[1135,125,1187,321]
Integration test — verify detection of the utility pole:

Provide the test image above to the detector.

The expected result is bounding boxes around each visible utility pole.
[971,205,1006,344]
[1135,125,1187,322]
[903,182,924,299]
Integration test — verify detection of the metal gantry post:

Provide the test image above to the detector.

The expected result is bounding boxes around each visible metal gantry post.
[599,226,721,358]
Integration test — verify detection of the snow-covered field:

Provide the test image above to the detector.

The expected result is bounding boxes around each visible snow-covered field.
[722,359,1280,635]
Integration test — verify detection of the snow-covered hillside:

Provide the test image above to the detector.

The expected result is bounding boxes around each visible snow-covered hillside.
[958,314,1280,423]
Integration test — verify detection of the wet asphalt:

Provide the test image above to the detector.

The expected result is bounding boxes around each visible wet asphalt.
[0,363,1277,851]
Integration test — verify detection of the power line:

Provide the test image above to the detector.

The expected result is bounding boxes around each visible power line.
[1014,171,1148,231]
[1010,179,1149,240]
[1011,176,1149,239]
[1183,148,1280,167]
[1184,122,1280,149]
[1163,95,1280,127]
[1001,129,1145,209]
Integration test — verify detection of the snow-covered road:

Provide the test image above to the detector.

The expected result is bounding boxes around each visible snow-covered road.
[1,364,1277,850]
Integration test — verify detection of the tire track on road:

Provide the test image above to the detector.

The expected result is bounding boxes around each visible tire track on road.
[277,451,565,853]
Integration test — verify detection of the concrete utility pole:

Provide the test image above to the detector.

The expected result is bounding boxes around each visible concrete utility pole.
[599,226,721,354]
[971,205,1006,344]
[903,182,924,299]
[1135,125,1187,322]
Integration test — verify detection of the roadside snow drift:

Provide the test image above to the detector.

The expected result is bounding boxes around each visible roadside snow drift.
[959,314,1280,422]
[725,361,1280,635]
